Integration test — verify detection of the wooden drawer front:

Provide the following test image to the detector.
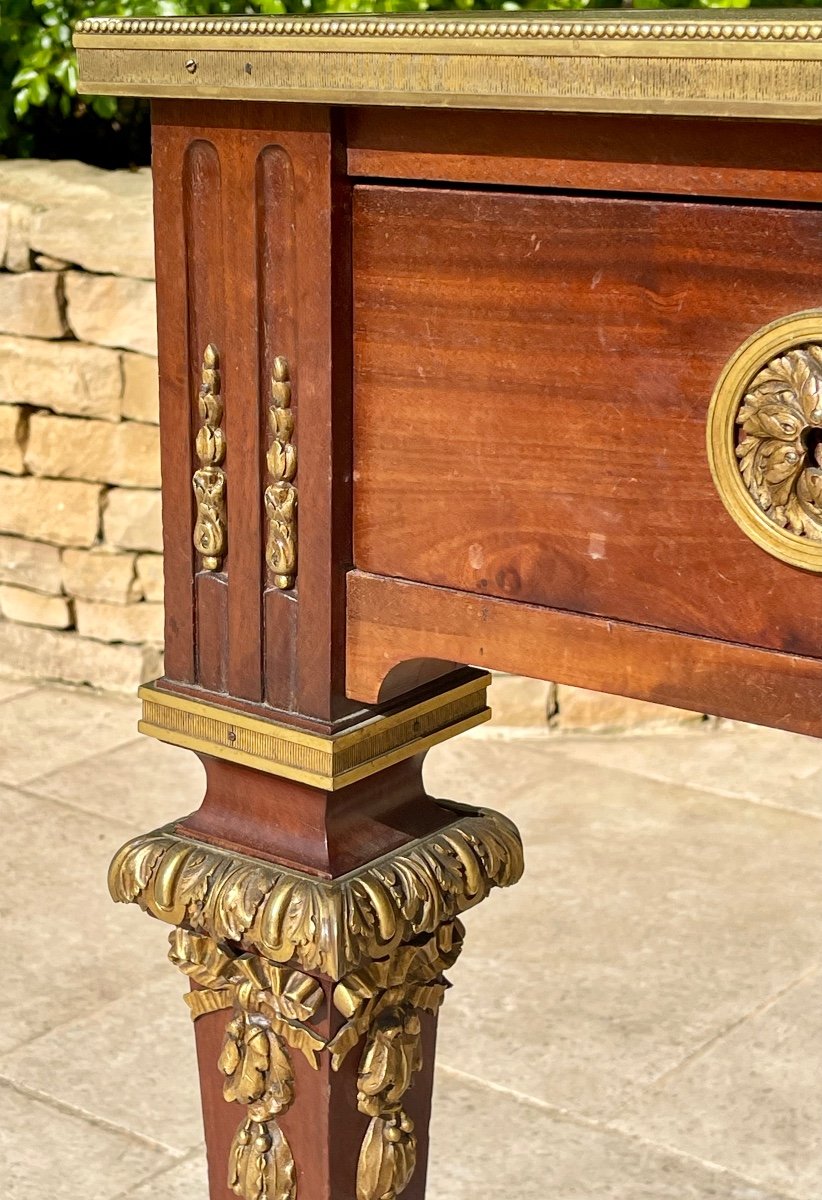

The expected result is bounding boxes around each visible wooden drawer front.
[353,184,822,659]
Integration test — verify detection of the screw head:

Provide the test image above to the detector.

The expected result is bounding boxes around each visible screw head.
[185,58,198,73]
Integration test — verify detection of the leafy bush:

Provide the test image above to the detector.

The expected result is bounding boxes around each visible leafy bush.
[1,0,819,165]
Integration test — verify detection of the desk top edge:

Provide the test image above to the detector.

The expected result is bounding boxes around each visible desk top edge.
[74,10,822,119]
[73,9,822,43]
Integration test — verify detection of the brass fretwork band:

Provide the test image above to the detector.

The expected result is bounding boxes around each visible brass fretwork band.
[138,672,490,788]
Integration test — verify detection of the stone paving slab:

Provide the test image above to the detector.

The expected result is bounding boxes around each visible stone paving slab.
[560,724,822,819]
[614,968,822,1198]
[1,1084,175,1200]
[428,1072,794,1200]
[0,684,820,1199]
[0,782,171,1057]
[433,755,822,1131]
[26,733,204,830]
[115,1154,208,1200]
[0,684,137,786]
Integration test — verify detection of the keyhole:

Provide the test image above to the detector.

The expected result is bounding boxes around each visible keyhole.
[802,427,822,467]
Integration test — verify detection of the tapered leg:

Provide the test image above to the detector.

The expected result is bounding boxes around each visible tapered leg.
[109,678,523,1200]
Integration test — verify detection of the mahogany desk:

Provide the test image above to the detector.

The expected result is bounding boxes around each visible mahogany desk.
[76,12,822,1199]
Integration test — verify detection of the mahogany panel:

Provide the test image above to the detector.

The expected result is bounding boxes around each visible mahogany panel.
[152,102,356,723]
[195,573,227,693]
[353,184,822,660]
[151,124,197,681]
[346,571,822,739]
[258,144,299,711]
[179,752,456,878]
[221,134,265,700]
[347,109,822,203]
[183,139,230,689]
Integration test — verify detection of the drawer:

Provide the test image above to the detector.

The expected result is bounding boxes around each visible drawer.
[352,184,822,659]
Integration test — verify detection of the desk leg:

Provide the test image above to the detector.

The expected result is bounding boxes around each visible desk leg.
[108,758,523,1200]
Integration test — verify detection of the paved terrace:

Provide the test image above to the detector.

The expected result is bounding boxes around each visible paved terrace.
[1,680,820,1199]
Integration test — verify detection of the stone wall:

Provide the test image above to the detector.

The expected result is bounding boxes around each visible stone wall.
[0,159,700,728]
[0,160,162,692]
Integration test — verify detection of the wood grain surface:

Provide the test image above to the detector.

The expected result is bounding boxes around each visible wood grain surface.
[152,101,356,724]
[353,183,822,659]
[347,110,822,203]
[346,571,822,737]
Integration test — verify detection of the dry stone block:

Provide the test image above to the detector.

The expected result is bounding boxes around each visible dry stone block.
[76,599,163,646]
[0,476,102,547]
[25,413,160,489]
[0,619,161,692]
[121,352,159,424]
[103,488,162,553]
[0,204,8,267]
[65,273,157,356]
[554,686,702,732]
[0,584,71,629]
[0,159,154,279]
[0,535,61,593]
[135,554,163,602]
[0,272,65,339]
[488,674,556,727]
[1,202,33,272]
[0,336,121,421]
[35,254,70,271]
[0,406,25,475]
[62,547,138,605]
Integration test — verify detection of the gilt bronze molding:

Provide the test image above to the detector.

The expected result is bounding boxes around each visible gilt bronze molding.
[109,803,523,980]
[192,343,227,572]
[168,921,465,1200]
[137,672,490,788]
[265,357,298,591]
[708,310,822,572]
[171,929,323,1200]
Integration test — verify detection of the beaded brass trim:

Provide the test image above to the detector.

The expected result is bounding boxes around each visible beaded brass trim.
[73,12,822,42]
[74,12,822,119]
[108,803,523,980]
[138,673,490,788]
[708,311,822,573]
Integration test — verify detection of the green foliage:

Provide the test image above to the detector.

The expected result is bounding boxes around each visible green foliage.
[1,0,821,164]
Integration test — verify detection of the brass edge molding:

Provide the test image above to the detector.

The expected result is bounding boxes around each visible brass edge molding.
[265,357,297,591]
[73,12,822,42]
[193,343,227,572]
[108,803,524,980]
[74,13,822,119]
[707,310,822,572]
[137,674,491,788]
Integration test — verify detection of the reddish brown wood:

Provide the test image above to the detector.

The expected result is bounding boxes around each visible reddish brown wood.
[148,101,822,1200]
[352,183,822,660]
[346,570,822,738]
[264,587,298,712]
[257,144,300,710]
[178,752,456,878]
[195,573,228,693]
[152,101,355,724]
[151,121,196,682]
[221,134,265,701]
[347,109,822,202]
